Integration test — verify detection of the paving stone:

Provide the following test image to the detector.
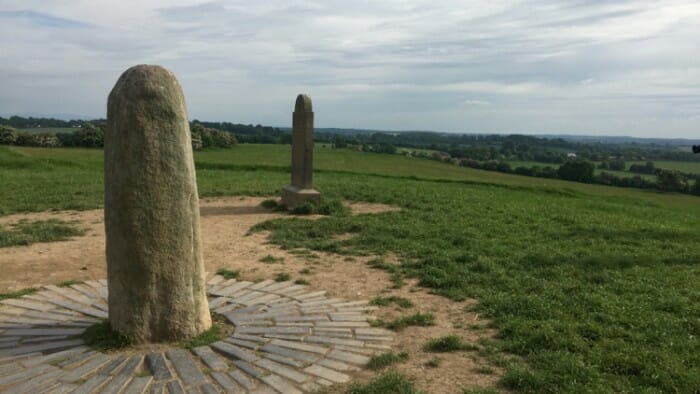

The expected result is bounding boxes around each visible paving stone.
[222,304,265,317]
[333,344,375,355]
[292,291,327,301]
[210,371,240,392]
[263,352,305,368]
[1,338,84,357]
[149,381,165,394]
[210,341,259,363]
[270,339,328,354]
[225,337,260,350]
[317,357,358,372]
[119,355,144,376]
[231,333,267,343]
[208,275,225,286]
[228,368,255,391]
[123,375,152,394]
[20,345,88,368]
[192,346,229,372]
[58,350,99,368]
[275,322,314,327]
[0,362,21,375]
[24,335,72,343]
[326,349,370,365]
[207,297,230,309]
[74,375,110,394]
[101,373,133,394]
[255,358,310,383]
[305,335,364,347]
[199,383,220,394]
[274,315,328,322]
[166,349,209,387]
[44,383,78,394]
[167,379,186,394]
[355,328,394,336]
[314,321,369,328]
[0,363,53,389]
[6,365,62,392]
[146,353,172,381]
[237,326,311,336]
[261,334,306,341]
[261,374,303,394]
[1,298,55,312]
[0,340,19,349]
[43,298,107,319]
[365,343,392,350]
[260,344,319,363]
[303,365,350,383]
[216,281,254,296]
[249,280,276,290]
[257,280,295,293]
[355,335,394,342]
[232,359,265,378]
[60,353,112,382]
[329,313,367,322]
[300,381,322,392]
[99,355,128,375]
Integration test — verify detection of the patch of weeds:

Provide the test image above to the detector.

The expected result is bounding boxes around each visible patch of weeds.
[385,313,435,330]
[425,357,442,368]
[260,199,279,209]
[424,335,477,352]
[473,365,495,375]
[294,278,310,285]
[275,272,291,282]
[365,351,409,370]
[183,324,223,349]
[0,219,85,248]
[0,287,38,301]
[370,319,386,327]
[462,388,501,394]
[390,272,405,289]
[81,320,132,351]
[299,268,312,275]
[216,268,239,280]
[259,255,283,264]
[57,279,82,287]
[347,371,423,394]
[290,199,349,216]
[370,296,414,308]
[344,256,356,262]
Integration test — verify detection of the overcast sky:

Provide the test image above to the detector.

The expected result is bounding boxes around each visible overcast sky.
[1,1,699,138]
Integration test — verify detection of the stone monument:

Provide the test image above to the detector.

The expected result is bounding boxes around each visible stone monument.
[281,94,320,208]
[104,65,212,343]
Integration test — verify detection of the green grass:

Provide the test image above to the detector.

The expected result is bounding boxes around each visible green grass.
[370,296,414,308]
[425,357,441,368]
[1,144,699,392]
[81,320,132,351]
[628,160,700,174]
[215,269,239,280]
[259,254,283,264]
[365,351,409,370]
[183,324,223,349]
[0,219,84,247]
[424,335,476,352]
[57,279,82,287]
[275,272,291,282]
[0,287,38,301]
[294,278,309,285]
[347,371,423,394]
[385,313,436,331]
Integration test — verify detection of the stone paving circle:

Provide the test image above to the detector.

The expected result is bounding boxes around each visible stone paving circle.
[0,273,395,393]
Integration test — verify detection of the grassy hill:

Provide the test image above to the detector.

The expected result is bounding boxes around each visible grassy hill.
[1,144,699,392]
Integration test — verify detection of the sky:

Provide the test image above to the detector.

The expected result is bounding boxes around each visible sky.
[0,1,699,138]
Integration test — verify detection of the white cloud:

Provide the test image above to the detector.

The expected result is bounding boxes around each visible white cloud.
[0,0,699,137]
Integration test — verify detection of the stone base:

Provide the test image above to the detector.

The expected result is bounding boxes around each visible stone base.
[281,185,320,209]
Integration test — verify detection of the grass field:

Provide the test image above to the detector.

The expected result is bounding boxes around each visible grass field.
[508,160,657,181]
[18,127,79,134]
[628,160,700,174]
[1,144,699,392]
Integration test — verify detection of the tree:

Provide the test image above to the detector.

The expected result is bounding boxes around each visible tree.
[656,169,688,193]
[0,125,18,145]
[557,161,595,183]
[74,123,104,147]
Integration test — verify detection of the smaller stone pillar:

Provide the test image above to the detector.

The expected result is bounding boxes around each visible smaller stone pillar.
[282,94,320,208]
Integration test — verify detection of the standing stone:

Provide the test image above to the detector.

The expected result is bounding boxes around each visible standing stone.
[281,94,320,208]
[105,65,211,343]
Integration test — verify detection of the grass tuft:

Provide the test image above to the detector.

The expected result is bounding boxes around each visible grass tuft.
[370,296,414,308]
[183,324,223,349]
[423,335,476,352]
[425,357,441,368]
[57,279,82,287]
[216,269,239,280]
[260,199,279,209]
[275,272,291,282]
[347,371,423,394]
[81,320,132,351]
[0,219,84,248]
[259,254,283,264]
[365,351,409,370]
[0,287,38,301]
[385,313,435,330]
[294,278,309,285]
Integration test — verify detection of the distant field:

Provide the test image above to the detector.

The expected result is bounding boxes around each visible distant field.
[629,160,700,174]
[1,144,699,392]
[18,127,79,134]
[507,160,657,181]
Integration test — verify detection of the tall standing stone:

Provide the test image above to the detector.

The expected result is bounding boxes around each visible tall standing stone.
[105,65,211,343]
[282,94,320,208]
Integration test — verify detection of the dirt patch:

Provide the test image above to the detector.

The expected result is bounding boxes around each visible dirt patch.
[0,196,500,393]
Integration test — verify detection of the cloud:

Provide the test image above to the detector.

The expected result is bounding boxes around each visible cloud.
[0,0,698,137]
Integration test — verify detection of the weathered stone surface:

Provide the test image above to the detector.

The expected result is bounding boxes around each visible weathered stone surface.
[281,94,320,208]
[303,365,350,383]
[123,375,152,394]
[210,341,259,363]
[145,353,172,381]
[105,64,211,342]
[192,345,229,372]
[166,349,208,387]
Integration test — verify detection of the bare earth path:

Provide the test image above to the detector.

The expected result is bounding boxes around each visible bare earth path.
[0,197,501,393]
